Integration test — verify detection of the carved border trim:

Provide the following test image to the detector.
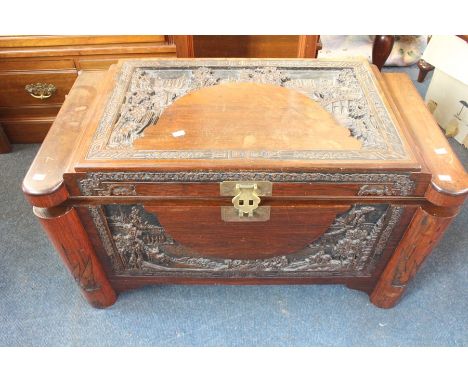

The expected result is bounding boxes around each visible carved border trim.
[79,171,416,197]
[88,207,125,272]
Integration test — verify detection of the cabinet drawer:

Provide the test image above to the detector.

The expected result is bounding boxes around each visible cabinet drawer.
[0,70,78,107]
[0,36,166,48]
[77,53,176,71]
[0,104,61,118]
[0,59,76,72]
[2,117,53,143]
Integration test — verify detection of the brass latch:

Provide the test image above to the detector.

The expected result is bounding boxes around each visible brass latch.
[220,181,272,222]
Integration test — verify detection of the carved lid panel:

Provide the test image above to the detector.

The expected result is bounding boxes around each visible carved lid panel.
[74,58,420,172]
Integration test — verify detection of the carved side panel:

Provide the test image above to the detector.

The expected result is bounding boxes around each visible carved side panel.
[88,204,403,278]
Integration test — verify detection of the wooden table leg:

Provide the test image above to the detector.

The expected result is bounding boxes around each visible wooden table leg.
[417,59,435,82]
[0,123,11,153]
[370,207,455,308]
[33,205,117,308]
[372,35,395,70]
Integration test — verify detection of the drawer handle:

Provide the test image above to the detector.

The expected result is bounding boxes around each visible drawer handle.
[24,83,56,100]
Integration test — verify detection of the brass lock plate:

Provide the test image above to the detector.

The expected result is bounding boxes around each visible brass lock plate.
[220,181,273,197]
[220,206,271,222]
[220,181,272,221]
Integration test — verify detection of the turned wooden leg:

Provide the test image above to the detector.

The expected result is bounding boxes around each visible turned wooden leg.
[417,59,435,83]
[372,35,395,71]
[33,205,117,308]
[370,207,454,308]
[0,123,11,153]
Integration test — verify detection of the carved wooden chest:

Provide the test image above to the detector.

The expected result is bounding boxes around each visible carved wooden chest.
[23,59,467,308]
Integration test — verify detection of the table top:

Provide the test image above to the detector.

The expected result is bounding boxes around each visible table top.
[72,58,420,172]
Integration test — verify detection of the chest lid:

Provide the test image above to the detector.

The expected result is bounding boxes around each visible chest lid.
[73,58,421,172]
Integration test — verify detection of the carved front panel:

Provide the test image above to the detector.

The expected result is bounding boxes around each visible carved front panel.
[89,204,403,278]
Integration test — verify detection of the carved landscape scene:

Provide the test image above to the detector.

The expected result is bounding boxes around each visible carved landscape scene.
[89,204,402,278]
[87,60,407,161]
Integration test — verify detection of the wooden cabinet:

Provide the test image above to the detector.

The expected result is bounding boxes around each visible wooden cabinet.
[191,35,319,58]
[175,35,320,58]
[0,36,177,143]
[0,122,10,152]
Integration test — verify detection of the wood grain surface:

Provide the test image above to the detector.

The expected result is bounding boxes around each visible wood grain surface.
[137,82,361,152]
[33,205,116,308]
[145,204,351,258]
[0,122,10,153]
[383,73,468,199]
[370,207,455,308]
[191,35,318,58]
[22,71,105,205]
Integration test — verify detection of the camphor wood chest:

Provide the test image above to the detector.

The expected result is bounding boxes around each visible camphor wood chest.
[23,58,467,308]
